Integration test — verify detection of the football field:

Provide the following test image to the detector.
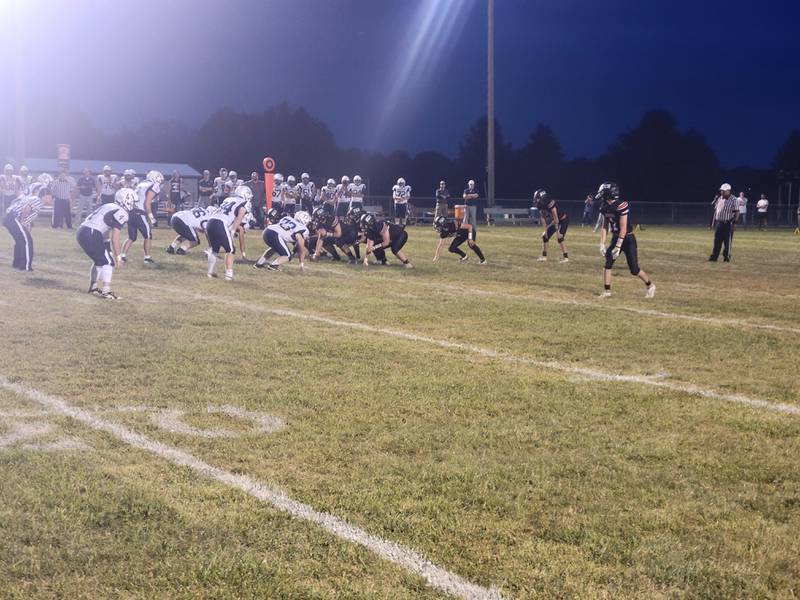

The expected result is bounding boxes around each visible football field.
[1,222,799,599]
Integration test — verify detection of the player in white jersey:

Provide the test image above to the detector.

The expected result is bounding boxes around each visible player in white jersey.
[320,178,337,215]
[392,177,411,227]
[205,187,251,280]
[167,205,216,255]
[213,168,228,206]
[298,173,316,213]
[96,165,118,205]
[120,170,163,264]
[282,175,297,216]
[271,173,285,213]
[335,176,351,217]
[349,175,365,212]
[254,211,311,271]
[18,166,32,195]
[117,169,139,190]
[0,164,21,213]
[76,188,134,299]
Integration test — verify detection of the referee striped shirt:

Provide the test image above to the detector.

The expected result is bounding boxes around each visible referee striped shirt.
[6,196,43,227]
[713,195,738,223]
[51,176,75,200]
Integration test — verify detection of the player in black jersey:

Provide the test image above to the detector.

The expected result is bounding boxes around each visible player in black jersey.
[532,189,569,263]
[359,213,413,268]
[596,182,655,298]
[310,207,343,261]
[432,216,486,263]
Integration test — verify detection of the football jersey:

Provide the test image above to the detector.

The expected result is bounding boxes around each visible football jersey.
[0,174,20,196]
[82,203,129,234]
[214,176,227,196]
[349,183,365,201]
[173,206,212,231]
[299,181,316,201]
[268,216,309,243]
[272,182,284,203]
[321,185,337,204]
[118,176,139,190]
[599,198,633,234]
[18,175,33,195]
[335,183,350,202]
[365,220,403,244]
[135,180,159,211]
[282,183,297,203]
[392,184,411,204]
[210,196,249,228]
[97,174,117,196]
[535,197,567,225]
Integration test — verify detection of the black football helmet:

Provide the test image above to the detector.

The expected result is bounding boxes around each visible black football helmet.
[533,189,548,203]
[359,212,377,232]
[433,215,448,231]
[595,182,620,202]
[266,207,281,224]
[347,205,364,224]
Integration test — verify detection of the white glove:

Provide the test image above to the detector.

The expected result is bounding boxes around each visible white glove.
[148,213,156,225]
[599,244,607,257]
[611,246,621,260]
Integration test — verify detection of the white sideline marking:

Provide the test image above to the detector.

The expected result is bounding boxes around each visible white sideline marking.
[0,377,506,600]
[9,261,800,415]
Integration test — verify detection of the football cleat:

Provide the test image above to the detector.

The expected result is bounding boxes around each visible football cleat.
[599,290,612,298]
[404,262,415,269]
[207,273,218,278]
[536,256,547,262]
[266,264,282,271]
[165,246,175,254]
[119,255,128,263]
[176,248,187,255]
[645,284,656,299]
[559,257,569,263]
[460,255,469,262]
[143,257,155,264]
[99,290,120,300]
[87,286,99,295]
[479,259,487,265]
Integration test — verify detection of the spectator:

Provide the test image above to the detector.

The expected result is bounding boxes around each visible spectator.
[756,194,769,230]
[582,194,594,226]
[168,170,183,212]
[96,165,117,204]
[737,191,748,229]
[1,164,20,213]
[51,168,76,229]
[246,172,265,228]
[76,168,96,219]
[434,181,449,224]
[198,170,214,207]
[463,179,480,226]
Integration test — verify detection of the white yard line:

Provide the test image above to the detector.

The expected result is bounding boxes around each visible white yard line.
[0,377,506,600]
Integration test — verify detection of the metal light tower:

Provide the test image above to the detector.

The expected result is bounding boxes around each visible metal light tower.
[487,0,495,207]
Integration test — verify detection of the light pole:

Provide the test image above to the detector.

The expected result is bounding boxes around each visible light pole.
[487,0,495,207]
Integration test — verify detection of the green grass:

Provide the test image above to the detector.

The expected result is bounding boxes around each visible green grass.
[0,221,799,599]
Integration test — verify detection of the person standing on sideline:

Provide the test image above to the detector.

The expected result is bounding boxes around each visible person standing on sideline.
[756,194,769,230]
[737,191,748,229]
[76,168,96,219]
[463,179,480,226]
[51,169,76,229]
[596,182,656,298]
[213,168,228,206]
[3,182,44,271]
[434,181,449,224]
[198,170,214,207]
[708,183,738,262]
[246,172,265,227]
[582,194,594,226]
[96,165,117,205]
[0,164,20,213]
[392,177,411,227]
[168,171,183,214]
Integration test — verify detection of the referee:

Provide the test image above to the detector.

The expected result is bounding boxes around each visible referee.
[709,183,738,262]
[51,169,76,229]
[4,183,44,271]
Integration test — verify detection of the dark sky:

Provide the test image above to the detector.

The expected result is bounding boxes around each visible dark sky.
[6,0,800,167]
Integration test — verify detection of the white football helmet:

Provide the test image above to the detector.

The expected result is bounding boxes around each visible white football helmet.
[124,169,135,177]
[3,164,13,173]
[294,210,311,225]
[229,170,238,180]
[274,173,284,183]
[20,165,28,174]
[397,177,406,186]
[146,170,164,185]
[287,175,296,184]
[353,175,362,183]
[103,165,112,173]
[341,175,350,183]
[301,173,310,181]
[115,188,137,211]
[37,173,54,187]
[234,185,253,202]
[326,178,336,187]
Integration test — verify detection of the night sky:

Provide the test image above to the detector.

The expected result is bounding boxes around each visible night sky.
[6,0,800,167]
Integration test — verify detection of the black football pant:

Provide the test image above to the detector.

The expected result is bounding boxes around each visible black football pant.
[711,221,734,260]
[4,214,33,270]
[51,198,72,229]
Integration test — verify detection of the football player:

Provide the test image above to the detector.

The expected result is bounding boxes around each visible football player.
[596,182,655,298]
[232,185,255,260]
[213,168,229,206]
[18,166,32,195]
[283,175,298,216]
[120,170,162,264]
[432,216,486,264]
[349,175,365,213]
[254,211,311,271]
[320,178,337,215]
[310,207,342,261]
[167,205,216,255]
[359,212,413,268]
[335,176,351,217]
[96,165,118,205]
[1,164,21,213]
[205,187,251,280]
[76,187,134,299]
[271,173,285,213]
[298,173,316,213]
[533,189,570,263]
[392,177,411,227]
[3,180,45,271]
[117,169,139,190]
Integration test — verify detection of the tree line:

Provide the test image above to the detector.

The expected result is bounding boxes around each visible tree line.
[4,100,800,204]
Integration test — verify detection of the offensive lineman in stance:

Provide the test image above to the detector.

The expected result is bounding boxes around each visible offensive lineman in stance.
[254,211,311,271]
[533,189,570,263]
[432,215,486,264]
[167,205,216,255]
[596,182,655,298]
[76,188,134,299]
[360,212,414,268]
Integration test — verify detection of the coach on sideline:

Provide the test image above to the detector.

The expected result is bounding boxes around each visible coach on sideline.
[708,183,738,262]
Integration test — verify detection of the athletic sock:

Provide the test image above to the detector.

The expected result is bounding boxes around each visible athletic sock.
[207,253,217,276]
[224,269,233,280]
[170,241,179,250]
[473,245,485,261]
